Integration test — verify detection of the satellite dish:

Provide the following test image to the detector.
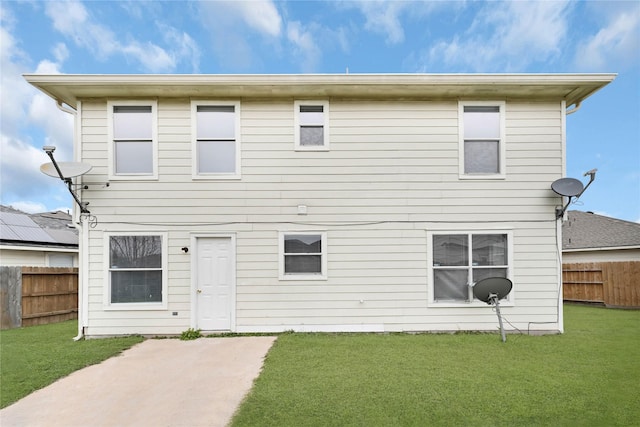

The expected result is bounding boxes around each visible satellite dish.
[473,277,513,343]
[40,162,92,179]
[473,277,513,303]
[551,177,584,197]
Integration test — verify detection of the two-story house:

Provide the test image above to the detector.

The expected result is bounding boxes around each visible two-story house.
[25,73,614,338]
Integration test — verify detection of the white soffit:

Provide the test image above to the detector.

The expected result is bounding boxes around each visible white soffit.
[24,73,616,108]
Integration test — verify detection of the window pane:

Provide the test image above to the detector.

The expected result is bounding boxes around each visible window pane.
[434,269,469,301]
[49,254,73,267]
[115,141,153,174]
[111,270,162,303]
[197,106,235,139]
[473,234,507,265]
[113,106,152,139]
[433,235,468,266]
[110,236,162,268]
[472,268,507,284]
[300,110,324,125]
[464,140,499,174]
[285,234,321,253]
[300,126,324,146]
[285,255,322,274]
[198,141,236,174]
[463,107,499,139]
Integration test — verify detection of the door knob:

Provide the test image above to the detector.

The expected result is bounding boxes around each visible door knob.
[197,289,202,294]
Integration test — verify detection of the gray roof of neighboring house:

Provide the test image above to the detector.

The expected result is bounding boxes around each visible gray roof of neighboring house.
[563,211,640,251]
[0,206,78,248]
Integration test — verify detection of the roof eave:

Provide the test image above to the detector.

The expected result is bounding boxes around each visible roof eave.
[24,73,617,108]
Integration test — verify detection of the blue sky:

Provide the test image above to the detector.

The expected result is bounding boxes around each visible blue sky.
[1,0,639,222]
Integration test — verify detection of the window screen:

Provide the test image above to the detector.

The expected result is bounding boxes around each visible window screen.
[196,105,237,174]
[432,233,509,302]
[463,105,501,174]
[112,105,153,175]
[298,104,326,147]
[283,234,323,275]
[109,235,162,303]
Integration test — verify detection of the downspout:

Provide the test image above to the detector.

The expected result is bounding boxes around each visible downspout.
[57,100,76,115]
[557,99,575,333]
[55,99,85,341]
[565,101,582,115]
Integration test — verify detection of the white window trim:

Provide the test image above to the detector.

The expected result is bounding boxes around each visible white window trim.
[294,100,330,151]
[279,231,328,281]
[458,100,506,180]
[191,100,241,180]
[103,231,168,310]
[427,228,514,307]
[107,100,158,181]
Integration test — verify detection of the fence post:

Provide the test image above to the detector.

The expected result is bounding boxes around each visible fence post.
[0,266,22,329]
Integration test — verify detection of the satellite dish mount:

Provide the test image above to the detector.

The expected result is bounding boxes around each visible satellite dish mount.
[40,146,92,214]
[472,277,513,343]
[551,169,597,219]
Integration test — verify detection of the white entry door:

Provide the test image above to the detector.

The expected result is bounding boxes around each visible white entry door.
[195,237,234,331]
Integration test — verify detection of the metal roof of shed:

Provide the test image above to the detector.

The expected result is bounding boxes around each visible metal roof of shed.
[0,211,56,243]
[0,208,78,248]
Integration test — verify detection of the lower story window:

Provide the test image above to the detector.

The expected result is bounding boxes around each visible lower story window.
[431,232,510,303]
[109,234,164,304]
[280,232,327,280]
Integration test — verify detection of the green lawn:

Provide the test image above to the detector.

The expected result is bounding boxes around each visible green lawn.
[232,305,640,426]
[1,306,638,424]
[0,320,143,408]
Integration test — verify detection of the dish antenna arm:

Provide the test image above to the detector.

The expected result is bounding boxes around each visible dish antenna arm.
[555,168,597,219]
[43,146,90,214]
[488,293,507,343]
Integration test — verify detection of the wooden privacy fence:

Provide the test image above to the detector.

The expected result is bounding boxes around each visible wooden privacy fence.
[563,261,640,308]
[0,266,78,329]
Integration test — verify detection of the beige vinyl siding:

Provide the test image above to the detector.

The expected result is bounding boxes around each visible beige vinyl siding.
[79,98,564,335]
[563,249,640,263]
[0,249,48,266]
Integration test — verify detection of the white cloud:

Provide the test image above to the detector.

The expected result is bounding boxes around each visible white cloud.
[121,41,176,73]
[0,9,32,136]
[9,201,49,214]
[52,43,69,63]
[287,21,321,73]
[233,0,282,37]
[198,0,283,70]
[574,6,640,71]
[355,1,407,44]
[160,24,202,73]
[0,135,56,198]
[344,0,448,46]
[198,0,282,37]
[424,1,572,72]
[0,8,73,212]
[44,0,199,72]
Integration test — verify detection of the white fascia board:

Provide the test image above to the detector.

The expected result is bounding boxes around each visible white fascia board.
[24,73,617,108]
[563,245,640,253]
[0,244,78,253]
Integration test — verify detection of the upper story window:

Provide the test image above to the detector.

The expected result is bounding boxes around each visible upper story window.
[279,232,328,280]
[108,101,158,180]
[429,230,512,305]
[459,101,505,178]
[294,100,329,151]
[192,101,241,179]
